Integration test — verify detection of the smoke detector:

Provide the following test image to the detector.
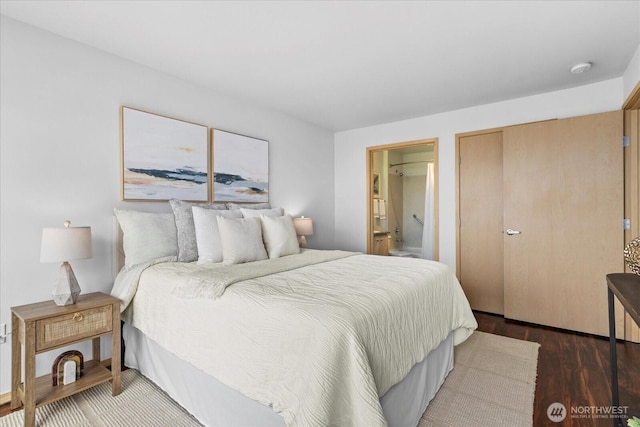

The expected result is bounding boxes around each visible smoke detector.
[570,62,592,74]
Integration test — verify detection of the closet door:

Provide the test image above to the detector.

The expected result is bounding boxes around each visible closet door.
[503,111,624,336]
[458,131,504,314]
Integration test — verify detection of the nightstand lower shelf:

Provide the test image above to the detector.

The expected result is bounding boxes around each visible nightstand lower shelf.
[17,360,113,408]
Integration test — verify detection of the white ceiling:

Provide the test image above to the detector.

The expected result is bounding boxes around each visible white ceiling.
[1,1,639,131]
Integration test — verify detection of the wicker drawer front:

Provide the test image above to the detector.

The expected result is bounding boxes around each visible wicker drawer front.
[36,306,112,352]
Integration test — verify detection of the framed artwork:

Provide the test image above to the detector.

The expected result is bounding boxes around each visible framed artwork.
[211,129,269,203]
[372,173,380,198]
[121,106,209,201]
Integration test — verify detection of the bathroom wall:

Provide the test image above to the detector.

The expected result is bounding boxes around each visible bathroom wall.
[387,151,403,249]
[393,150,434,249]
[402,174,426,248]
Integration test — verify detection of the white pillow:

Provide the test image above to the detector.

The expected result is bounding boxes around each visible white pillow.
[260,214,300,259]
[240,207,283,218]
[114,209,177,268]
[192,207,243,263]
[217,216,268,264]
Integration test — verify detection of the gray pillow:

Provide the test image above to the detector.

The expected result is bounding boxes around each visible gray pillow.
[240,207,283,218]
[169,199,227,262]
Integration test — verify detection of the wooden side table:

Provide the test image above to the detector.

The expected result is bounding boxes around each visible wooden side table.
[606,273,640,427]
[11,292,121,427]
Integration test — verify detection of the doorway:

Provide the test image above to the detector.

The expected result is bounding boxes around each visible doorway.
[366,139,438,259]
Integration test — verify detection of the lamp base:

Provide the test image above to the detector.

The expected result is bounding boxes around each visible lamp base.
[298,235,308,249]
[52,262,81,306]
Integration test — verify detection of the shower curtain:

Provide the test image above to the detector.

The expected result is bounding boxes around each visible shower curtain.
[421,162,435,260]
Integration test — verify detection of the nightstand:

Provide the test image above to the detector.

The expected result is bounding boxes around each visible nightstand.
[10,292,121,427]
[606,274,640,427]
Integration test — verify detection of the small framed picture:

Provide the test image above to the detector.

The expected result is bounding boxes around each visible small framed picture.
[372,173,380,198]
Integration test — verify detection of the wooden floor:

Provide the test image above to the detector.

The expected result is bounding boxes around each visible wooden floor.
[475,311,640,427]
[1,311,639,426]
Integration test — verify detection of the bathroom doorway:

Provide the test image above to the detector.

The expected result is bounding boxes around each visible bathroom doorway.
[366,138,438,259]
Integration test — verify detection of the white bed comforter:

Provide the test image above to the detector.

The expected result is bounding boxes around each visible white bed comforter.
[115,250,477,427]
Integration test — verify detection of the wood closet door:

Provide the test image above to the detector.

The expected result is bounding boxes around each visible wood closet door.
[503,111,624,336]
[458,131,504,314]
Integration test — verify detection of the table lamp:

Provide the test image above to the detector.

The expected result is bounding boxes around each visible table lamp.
[293,216,313,248]
[40,220,93,306]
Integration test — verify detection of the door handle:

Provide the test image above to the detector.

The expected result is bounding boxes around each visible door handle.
[505,228,521,235]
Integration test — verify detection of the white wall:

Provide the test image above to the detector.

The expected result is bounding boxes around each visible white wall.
[0,16,335,394]
[623,42,640,102]
[334,78,624,269]
[621,5,640,102]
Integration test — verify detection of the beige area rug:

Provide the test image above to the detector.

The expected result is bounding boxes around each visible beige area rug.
[420,331,540,427]
[1,331,539,427]
[0,369,201,427]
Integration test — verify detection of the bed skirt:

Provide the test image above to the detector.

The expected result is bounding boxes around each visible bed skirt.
[123,323,454,427]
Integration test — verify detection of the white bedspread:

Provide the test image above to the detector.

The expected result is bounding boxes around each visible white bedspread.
[115,250,477,427]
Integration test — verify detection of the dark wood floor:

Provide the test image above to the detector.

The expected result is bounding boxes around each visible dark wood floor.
[2,311,639,426]
[475,311,640,427]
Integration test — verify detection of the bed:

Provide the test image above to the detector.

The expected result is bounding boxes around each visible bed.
[110,203,477,427]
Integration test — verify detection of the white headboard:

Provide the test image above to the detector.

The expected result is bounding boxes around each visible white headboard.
[112,216,125,280]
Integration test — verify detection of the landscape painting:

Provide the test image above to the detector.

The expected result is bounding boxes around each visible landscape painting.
[121,107,209,201]
[211,129,269,203]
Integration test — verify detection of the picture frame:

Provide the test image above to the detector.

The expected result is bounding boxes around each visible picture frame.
[121,106,209,201]
[211,129,269,203]
[372,173,380,198]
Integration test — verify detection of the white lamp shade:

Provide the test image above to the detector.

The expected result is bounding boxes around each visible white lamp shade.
[40,226,93,263]
[293,217,313,236]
